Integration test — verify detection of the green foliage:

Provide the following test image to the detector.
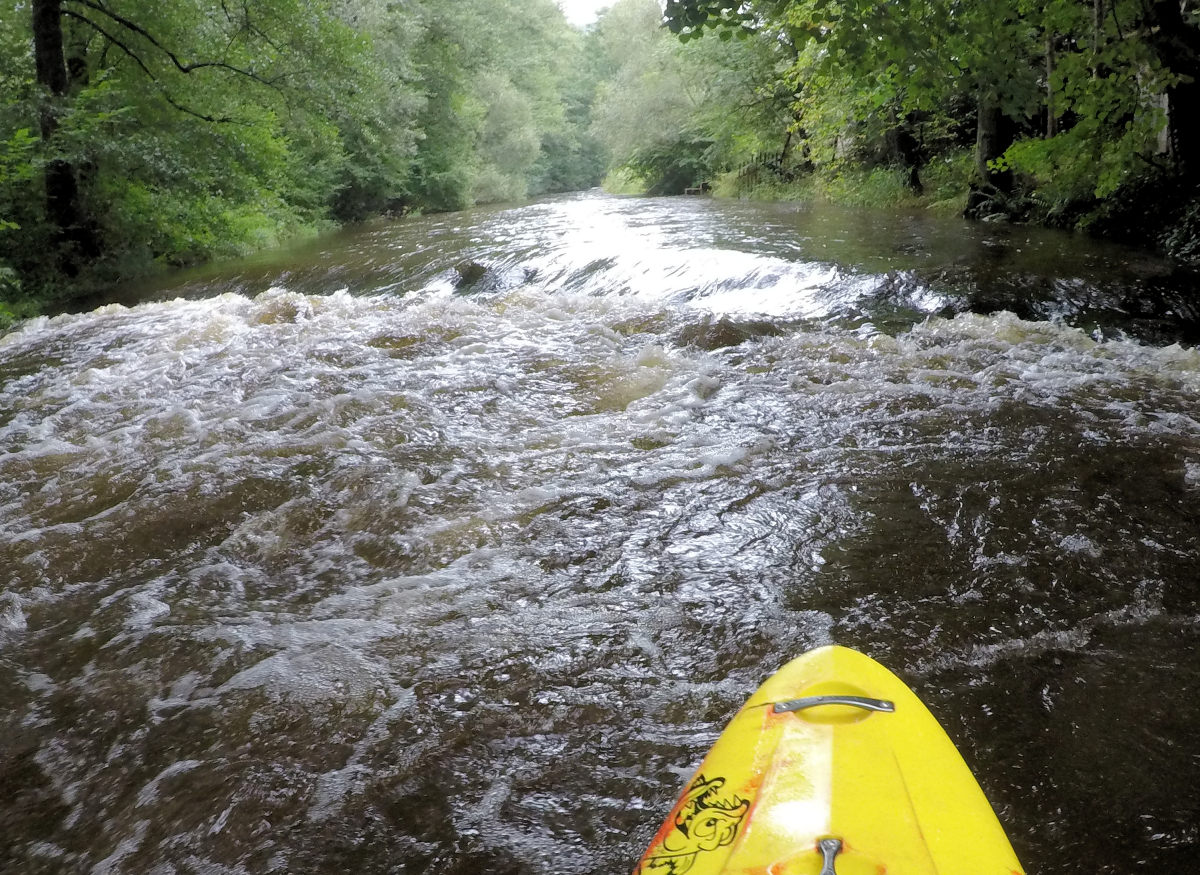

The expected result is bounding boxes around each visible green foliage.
[990,3,1178,215]
[0,264,41,332]
[819,167,921,208]
[920,150,974,212]
[0,6,35,241]
[624,132,718,196]
[410,0,608,207]
[0,0,608,312]
[995,110,1163,217]
[402,0,606,209]
[722,164,931,208]
[592,0,794,194]
[601,166,646,195]
[658,0,1200,258]
[0,127,37,231]
[0,263,21,300]
[662,0,768,40]
[1,0,400,297]
[473,73,542,203]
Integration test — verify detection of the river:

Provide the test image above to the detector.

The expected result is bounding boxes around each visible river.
[2,191,1199,873]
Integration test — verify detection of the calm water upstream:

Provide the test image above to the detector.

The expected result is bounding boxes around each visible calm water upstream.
[2,191,1199,873]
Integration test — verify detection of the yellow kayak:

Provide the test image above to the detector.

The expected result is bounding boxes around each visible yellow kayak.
[634,645,1025,875]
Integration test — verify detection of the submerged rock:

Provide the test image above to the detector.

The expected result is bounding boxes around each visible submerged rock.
[454,259,489,289]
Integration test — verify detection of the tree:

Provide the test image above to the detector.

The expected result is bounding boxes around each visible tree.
[11,0,404,271]
[662,0,1200,223]
[3,0,438,299]
[405,0,604,209]
[1144,0,1200,176]
[31,0,97,269]
[593,0,794,194]
[0,0,614,313]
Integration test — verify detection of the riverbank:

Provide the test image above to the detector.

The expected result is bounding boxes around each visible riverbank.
[0,218,329,332]
[705,153,1200,271]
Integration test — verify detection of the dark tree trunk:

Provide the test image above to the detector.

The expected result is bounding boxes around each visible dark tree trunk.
[32,0,68,99]
[974,97,1014,193]
[882,106,924,193]
[1046,33,1058,138]
[785,109,813,174]
[1146,1,1200,178]
[31,0,98,269]
[1167,78,1200,178]
[896,121,924,195]
[965,96,1016,219]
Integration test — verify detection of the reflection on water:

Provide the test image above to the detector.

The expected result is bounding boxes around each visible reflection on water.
[2,192,1199,873]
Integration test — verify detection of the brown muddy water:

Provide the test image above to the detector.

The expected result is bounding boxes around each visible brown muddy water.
[2,191,1199,873]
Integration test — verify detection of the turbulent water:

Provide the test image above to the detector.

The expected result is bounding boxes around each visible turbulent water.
[2,191,1199,874]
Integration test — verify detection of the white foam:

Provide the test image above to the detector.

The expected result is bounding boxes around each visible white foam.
[215,644,389,704]
[125,592,171,628]
[0,593,27,632]
[89,819,149,875]
[136,760,203,808]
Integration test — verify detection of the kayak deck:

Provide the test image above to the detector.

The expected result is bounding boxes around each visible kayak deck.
[634,645,1025,875]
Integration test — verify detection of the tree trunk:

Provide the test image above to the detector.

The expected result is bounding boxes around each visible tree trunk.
[974,97,1013,193]
[32,0,68,99]
[887,110,924,194]
[31,0,97,269]
[1046,33,1058,138]
[1146,1,1200,178]
[786,109,813,173]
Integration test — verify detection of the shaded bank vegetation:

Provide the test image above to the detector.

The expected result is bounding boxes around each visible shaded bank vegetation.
[602,0,1200,264]
[3,0,1200,323]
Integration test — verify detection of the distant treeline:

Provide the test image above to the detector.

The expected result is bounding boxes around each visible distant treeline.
[0,0,612,318]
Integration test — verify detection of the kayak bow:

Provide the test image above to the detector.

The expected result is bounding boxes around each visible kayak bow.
[634,645,1025,875]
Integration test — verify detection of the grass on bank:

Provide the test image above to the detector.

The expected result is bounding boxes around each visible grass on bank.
[602,150,976,214]
[709,150,975,214]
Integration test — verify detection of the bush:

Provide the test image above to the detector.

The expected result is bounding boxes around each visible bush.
[0,262,40,331]
[921,150,974,212]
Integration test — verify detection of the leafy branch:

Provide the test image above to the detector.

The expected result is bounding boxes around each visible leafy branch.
[64,0,284,89]
[60,9,238,122]
[58,0,307,125]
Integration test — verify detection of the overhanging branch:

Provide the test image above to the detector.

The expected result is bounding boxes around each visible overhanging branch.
[64,0,285,92]
[62,9,240,122]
